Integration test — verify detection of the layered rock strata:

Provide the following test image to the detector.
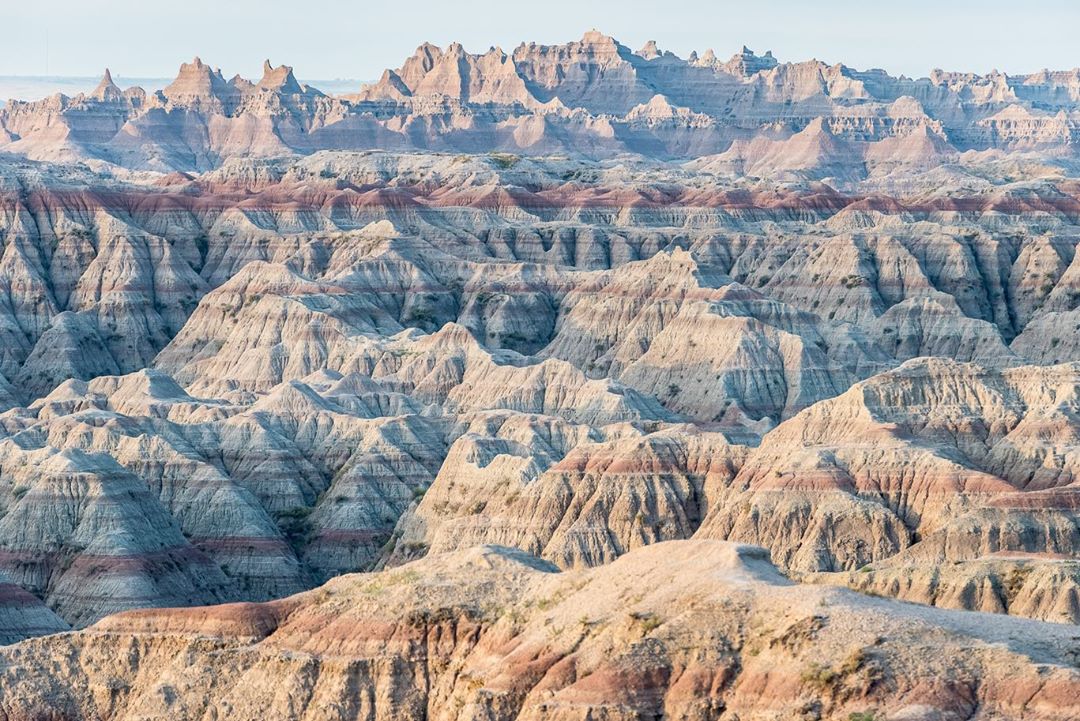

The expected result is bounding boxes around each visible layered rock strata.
[1,541,1078,721]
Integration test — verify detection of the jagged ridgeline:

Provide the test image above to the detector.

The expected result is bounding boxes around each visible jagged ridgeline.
[2,30,1080,171]
[0,29,1079,721]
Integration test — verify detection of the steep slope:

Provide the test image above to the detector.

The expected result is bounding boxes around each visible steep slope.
[390,425,746,567]
[1,150,1078,414]
[809,555,1080,624]
[0,146,1079,629]
[695,358,1080,573]
[2,34,1080,645]
[389,355,1080,624]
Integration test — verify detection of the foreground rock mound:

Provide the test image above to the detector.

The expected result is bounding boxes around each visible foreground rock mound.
[0,541,1077,721]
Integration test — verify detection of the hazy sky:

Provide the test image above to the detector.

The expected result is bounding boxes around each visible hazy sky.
[3,0,1079,83]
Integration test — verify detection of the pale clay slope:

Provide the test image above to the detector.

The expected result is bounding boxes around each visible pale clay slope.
[0,316,673,635]
[808,555,1080,624]
[0,148,1074,413]
[0,27,1080,659]
[392,357,1080,617]
[2,147,1080,640]
[0,34,1079,721]
[4,337,1078,636]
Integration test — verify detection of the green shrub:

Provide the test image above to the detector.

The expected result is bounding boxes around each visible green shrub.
[275,506,313,550]
[489,153,519,169]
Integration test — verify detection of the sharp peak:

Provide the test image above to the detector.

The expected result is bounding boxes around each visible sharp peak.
[399,30,641,60]
[408,40,497,57]
[414,41,443,55]
[262,58,284,74]
[175,56,222,77]
[89,67,122,99]
[732,45,774,59]
[262,59,295,73]
[636,40,662,60]
[258,60,303,91]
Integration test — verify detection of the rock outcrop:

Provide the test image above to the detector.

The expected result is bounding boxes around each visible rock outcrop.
[693,358,1080,573]
[0,143,1079,630]
[809,554,1080,624]
[1,31,1080,662]
[2,32,1080,171]
[1,541,1078,720]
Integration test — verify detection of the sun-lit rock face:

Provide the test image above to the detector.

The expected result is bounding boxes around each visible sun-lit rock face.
[694,358,1080,571]
[389,425,747,568]
[1,148,1078,413]
[0,139,1080,638]
[3,31,1080,171]
[0,541,1078,721]
[808,554,1080,624]
[2,28,1080,668]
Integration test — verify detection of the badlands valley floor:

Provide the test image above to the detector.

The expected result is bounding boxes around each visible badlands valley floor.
[0,32,1079,720]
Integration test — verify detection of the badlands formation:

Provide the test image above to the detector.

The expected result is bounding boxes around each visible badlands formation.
[3,542,1080,721]
[0,30,1078,719]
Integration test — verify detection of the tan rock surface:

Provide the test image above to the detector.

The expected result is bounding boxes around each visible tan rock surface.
[1,541,1078,720]
[809,554,1080,624]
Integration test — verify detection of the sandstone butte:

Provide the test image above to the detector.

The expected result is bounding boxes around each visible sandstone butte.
[0,29,1078,720]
